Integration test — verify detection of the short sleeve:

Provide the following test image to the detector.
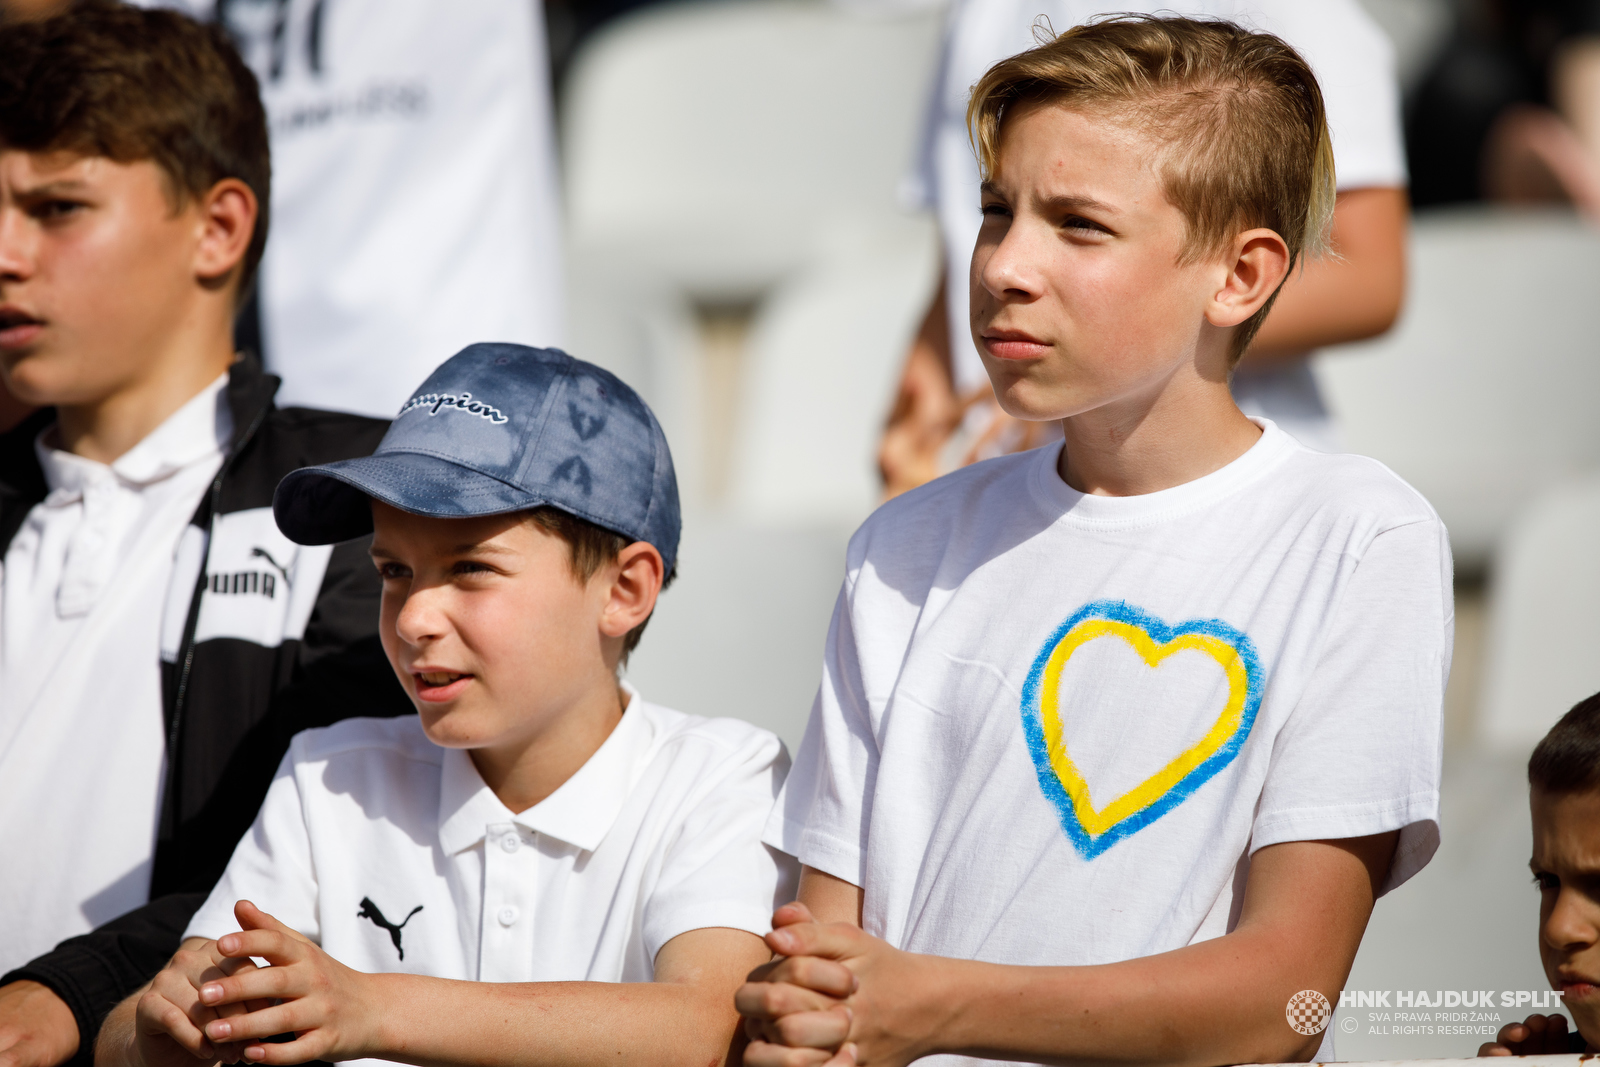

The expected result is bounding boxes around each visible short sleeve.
[1253,0,1408,190]
[763,578,879,887]
[640,733,799,963]
[1251,519,1453,894]
[182,744,321,943]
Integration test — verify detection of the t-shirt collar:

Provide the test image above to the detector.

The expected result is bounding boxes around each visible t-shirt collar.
[36,372,232,498]
[436,683,657,855]
[1027,417,1299,528]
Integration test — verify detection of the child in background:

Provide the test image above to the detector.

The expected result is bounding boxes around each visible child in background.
[739,16,1450,1067]
[99,344,796,1067]
[1481,692,1600,1057]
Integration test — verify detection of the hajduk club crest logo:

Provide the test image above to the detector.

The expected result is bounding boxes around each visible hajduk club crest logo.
[1286,989,1333,1036]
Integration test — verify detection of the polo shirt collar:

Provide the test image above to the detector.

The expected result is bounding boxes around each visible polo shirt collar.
[436,685,657,856]
[36,372,231,497]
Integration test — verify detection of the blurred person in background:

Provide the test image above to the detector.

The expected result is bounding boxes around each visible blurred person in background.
[1410,0,1600,217]
[881,0,1409,495]
[0,7,407,1065]
[0,0,566,421]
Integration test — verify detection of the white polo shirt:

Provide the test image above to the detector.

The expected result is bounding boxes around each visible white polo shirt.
[0,374,230,973]
[187,693,796,1038]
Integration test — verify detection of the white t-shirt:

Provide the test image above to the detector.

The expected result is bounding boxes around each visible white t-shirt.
[766,420,1449,1067]
[0,375,230,973]
[911,0,1407,448]
[144,0,564,418]
[188,696,797,1067]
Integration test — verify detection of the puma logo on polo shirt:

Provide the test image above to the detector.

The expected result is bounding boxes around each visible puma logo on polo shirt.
[358,897,424,960]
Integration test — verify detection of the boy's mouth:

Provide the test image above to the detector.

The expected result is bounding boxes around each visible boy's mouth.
[1562,976,1599,999]
[0,307,44,350]
[981,328,1050,361]
[413,670,472,702]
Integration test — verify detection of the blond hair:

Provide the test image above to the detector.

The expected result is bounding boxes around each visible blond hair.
[968,14,1336,358]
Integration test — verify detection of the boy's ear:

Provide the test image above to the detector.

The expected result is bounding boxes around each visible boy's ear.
[598,542,665,640]
[1204,228,1291,330]
[192,177,257,291]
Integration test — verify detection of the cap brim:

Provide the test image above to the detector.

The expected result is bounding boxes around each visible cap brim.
[273,452,547,545]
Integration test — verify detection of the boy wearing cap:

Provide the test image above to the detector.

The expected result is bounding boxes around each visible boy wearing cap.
[101,343,796,1067]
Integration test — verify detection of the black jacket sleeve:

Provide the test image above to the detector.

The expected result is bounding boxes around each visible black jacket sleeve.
[0,893,207,1062]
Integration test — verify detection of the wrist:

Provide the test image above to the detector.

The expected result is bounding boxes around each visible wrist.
[357,972,411,1060]
[925,958,1034,1059]
[901,953,978,1061]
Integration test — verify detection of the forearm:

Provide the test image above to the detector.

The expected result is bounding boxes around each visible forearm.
[367,974,740,1067]
[923,924,1328,1067]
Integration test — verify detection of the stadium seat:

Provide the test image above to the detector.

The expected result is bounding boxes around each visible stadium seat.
[1478,475,1600,750]
[1314,208,1600,571]
[562,0,943,513]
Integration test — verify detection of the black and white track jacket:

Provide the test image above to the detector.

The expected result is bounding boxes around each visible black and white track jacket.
[0,359,413,1061]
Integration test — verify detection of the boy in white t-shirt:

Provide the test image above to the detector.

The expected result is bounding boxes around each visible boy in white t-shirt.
[97,344,797,1067]
[737,16,1450,1067]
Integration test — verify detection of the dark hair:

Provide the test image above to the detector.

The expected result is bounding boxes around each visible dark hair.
[525,506,677,662]
[1529,692,1600,794]
[0,2,271,294]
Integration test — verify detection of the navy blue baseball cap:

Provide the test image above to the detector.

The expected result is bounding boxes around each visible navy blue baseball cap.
[273,343,681,571]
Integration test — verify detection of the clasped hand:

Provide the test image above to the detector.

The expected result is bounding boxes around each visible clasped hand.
[134,900,378,1066]
[735,903,937,1067]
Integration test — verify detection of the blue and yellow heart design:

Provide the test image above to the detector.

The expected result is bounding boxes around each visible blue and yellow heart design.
[1020,600,1262,860]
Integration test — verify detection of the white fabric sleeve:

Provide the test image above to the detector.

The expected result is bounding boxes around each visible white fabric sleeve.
[763,578,878,887]
[641,732,800,964]
[1255,0,1408,190]
[182,743,322,943]
[1251,519,1453,893]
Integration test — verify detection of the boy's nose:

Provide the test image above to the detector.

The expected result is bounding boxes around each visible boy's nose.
[1545,888,1600,950]
[0,207,37,283]
[393,588,450,646]
[975,226,1044,303]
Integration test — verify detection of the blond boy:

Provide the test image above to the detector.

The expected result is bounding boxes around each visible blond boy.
[737,17,1450,1067]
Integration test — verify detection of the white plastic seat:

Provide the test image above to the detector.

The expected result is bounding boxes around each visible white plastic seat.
[562,0,943,512]
[1315,208,1600,570]
[1478,475,1600,750]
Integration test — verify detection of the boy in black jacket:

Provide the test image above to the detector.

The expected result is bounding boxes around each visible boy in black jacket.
[0,8,410,1065]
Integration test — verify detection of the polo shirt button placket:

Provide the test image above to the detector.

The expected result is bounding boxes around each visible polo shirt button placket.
[481,823,537,983]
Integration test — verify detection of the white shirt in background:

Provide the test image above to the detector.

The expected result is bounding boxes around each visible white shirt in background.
[0,374,231,973]
[143,0,565,418]
[910,0,1407,451]
[187,694,797,1067]
[768,421,1451,1067]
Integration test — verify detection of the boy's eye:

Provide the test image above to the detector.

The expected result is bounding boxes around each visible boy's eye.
[1062,214,1109,234]
[375,562,411,580]
[980,202,1011,219]
[32,199,84,221]
[1534,871,1560,892]
[453,560,493,575]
